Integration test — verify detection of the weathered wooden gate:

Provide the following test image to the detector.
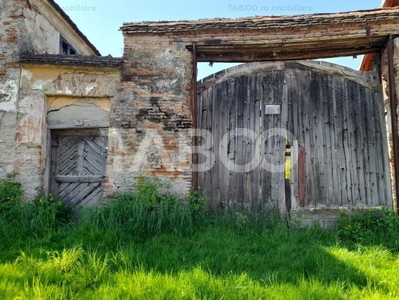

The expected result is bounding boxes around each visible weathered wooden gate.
[196,61,391,212]
[50,129,108,207]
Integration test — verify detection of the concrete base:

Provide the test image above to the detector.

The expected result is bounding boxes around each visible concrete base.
[289,206,386,229]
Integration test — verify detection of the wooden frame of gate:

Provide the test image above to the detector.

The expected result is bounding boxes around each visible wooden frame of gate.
[181,10,399,212]
[191,53,398,212]
[193,58,397,213]
[195,61,391,212]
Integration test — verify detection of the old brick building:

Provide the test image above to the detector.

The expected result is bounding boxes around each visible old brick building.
[2,0,399,223]
[0,0,103,199]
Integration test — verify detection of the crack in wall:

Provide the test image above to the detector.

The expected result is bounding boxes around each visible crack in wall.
[47,99,103,111]
[0,111,4,125]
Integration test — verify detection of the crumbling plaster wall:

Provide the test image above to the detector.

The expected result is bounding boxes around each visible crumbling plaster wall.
[20,4,60,55]
[107,34,193,196]
[0,0,63,194]
[19,64,119,197]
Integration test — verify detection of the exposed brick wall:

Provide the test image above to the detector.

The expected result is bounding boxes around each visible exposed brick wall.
[105,35,193,196]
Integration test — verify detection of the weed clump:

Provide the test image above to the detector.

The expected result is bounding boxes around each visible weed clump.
[337,207,399,249]
[0,173,23,214]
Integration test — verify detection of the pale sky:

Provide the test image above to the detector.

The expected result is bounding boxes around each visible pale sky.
[54,0,382,79]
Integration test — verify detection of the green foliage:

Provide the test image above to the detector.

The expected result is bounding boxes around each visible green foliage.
[134,175,162,205]
[0,174,23,213]
[78,175,208,241]
[338,207,399,248]
[207,204,286,234]
[29,192,73,228]
[0,175,73,245]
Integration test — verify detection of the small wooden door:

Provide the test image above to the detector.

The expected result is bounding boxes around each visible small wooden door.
[50,129,108,207]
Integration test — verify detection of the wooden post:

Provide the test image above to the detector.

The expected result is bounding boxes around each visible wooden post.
[298,147,306,207]
[290,140,299,210]
[387,35,399,212]
[191,43,199,190]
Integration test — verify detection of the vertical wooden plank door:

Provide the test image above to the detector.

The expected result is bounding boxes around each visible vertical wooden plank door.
[50,129,108,207]
[197,66,287,212]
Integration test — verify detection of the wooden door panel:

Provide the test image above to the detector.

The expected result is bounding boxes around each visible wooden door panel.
[50,129,108,207]
[197,70,287,211]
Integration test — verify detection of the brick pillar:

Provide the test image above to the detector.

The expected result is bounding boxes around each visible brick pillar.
[14,90,47,198]
[106,34,193,196]
[0,1,25,179]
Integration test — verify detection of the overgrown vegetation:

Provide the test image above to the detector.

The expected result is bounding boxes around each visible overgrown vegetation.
[0,174,22,212]
[338,207,399,248]
[1,175,399,299]
[77,176,208,242]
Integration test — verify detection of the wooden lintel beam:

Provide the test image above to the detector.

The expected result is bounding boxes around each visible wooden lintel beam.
[195,47,382,63]
[188,36,386,49]
[191,43,199,190]
[186,35,390,62]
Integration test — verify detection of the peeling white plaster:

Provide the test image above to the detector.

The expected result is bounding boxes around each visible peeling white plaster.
[21,69,32,82]
[56,87,73,95]
[155,79,178,90]
[0,80,18,112]
[17,95,44,146]
[32,79,53,90]
[85,83,97,95]
[131,130,174,172]
[158,49,174,64]
[65,87,73,95]
[6,165,14,174]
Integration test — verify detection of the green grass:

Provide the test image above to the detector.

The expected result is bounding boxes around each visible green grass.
[1,212,399,299]
[1,176,399,299]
